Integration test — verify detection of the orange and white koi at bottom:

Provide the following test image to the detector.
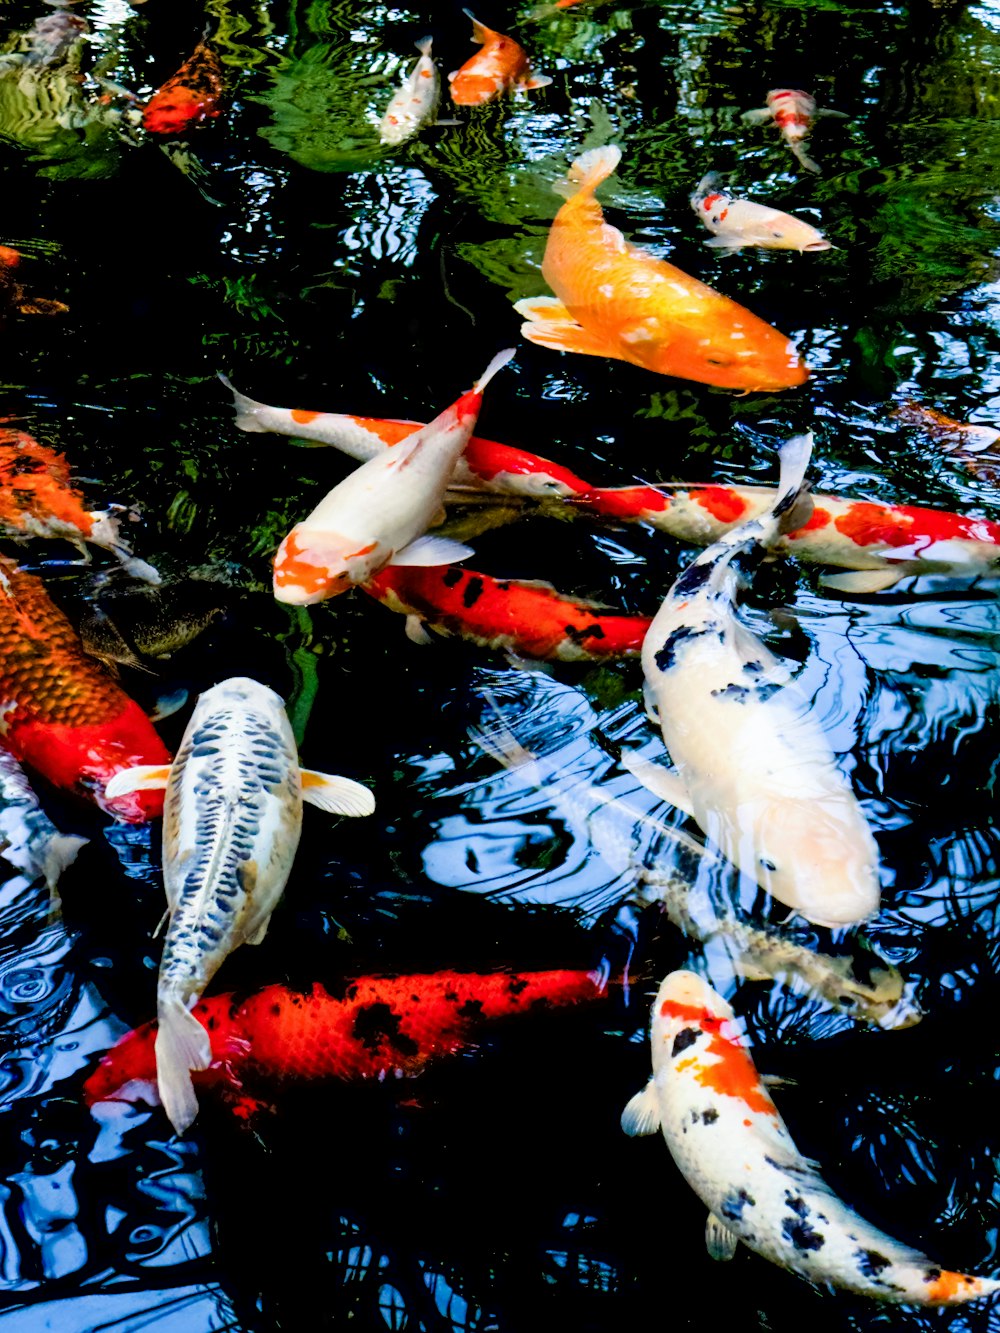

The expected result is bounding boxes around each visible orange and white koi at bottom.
[622,972,1000,1306]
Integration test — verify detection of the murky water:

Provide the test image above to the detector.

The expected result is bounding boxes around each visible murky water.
[3,0,1000,1327]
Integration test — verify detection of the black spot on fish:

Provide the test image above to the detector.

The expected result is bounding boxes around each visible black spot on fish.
[702,1108,719,1125]
[458,998,483,1020]
[507,977,529,997]
[563,622,605,644]
[462,577,484,609]
[673,562,714,597]
[751,681,783,704]
[444,990,458,1003]
[711,684,750,702]
[351,1003,419,1057]
[271,1003,281,1017]
[191,743,220,757]
[497,581,510,591]
[781,1217,825,1252]
[744,660,764,675]
[442,567,463,588]
[410,994,420,1003]
[653,624,712,672]
[784,1193,808,1219]
[856,1250,892,1279]
[721,1189,754,1222]
[672,1026,700,1056]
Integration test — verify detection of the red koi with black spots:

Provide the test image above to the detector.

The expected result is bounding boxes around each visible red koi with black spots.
[0,558,171,822]
[142,38,224,137]
[84,969,605,1115]
[363,563,651,660]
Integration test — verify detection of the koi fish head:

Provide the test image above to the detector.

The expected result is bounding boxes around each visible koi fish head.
[659,323,810,392]
[195,676,285,716]
[273,528,384,605]
[651,969,733,1047]
[84,1021,157,1105]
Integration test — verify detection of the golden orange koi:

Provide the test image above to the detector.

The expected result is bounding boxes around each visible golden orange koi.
[514,146,809,391]
[449,10,551,104]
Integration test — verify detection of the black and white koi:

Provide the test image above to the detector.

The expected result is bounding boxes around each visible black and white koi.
[104,677,375,1134]
[622,971,999,1304]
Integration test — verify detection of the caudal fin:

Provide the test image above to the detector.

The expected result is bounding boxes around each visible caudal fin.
[473,347,516,394]
[415,35,432,56]
[562,145,622,199]
[463,9,491,42]
[218,372,272,434]
[791,142,821,174]
[155,995,212,1135]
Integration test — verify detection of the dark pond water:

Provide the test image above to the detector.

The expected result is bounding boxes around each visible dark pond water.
[3,0,1000,1327]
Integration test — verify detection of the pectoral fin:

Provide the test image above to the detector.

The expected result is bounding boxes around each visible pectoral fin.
[513,296,620,358]
[518,72,553,91]
[705,1213,739,1261]
[391,536,475,567]
[742,107,771,124]
[405,615,435,645]
[820,568,905,594]
[703,236,745,249]
[301,771,376,817]
[620,751,696,819]
[104,765,172,799]
[620,1080,661,1136]
[246,915,270,946]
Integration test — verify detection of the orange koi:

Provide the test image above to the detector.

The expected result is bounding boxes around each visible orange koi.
[448,10,551,105]
[0,558,171,822]
[0,246,67,318]
[363,564,651,660]
[142,38,224,137]
[514,146,809,391]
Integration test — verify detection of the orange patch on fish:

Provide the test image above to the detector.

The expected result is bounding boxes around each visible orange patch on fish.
[291,408,320,425]
[661,997,777,1117]
[787,505,831,537]
[273,531,337,596]
[693,486,748,524]
[925,1271,986,1305]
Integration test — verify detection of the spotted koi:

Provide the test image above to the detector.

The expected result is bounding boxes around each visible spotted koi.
[743,89,846,175]
[84,968,605,1118]
[103,677,375,1134]
[623,971,1000,1304]
[142,37,224,137]
[379,37,441,146]
[690,173,830,252]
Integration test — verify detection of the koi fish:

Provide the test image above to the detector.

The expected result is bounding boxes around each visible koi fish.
[742,89,846,175]
[0,428,159,580]
[892,401,1000,476]
[77,579,225,672]
[0,558,171,823]
[584,480,1000,594]
[0,246,67,318]
[0,10,88,71]
[272,349,515,605]
[514,146,809,392]
[690,173,830,253]
[379,37,441,145]
[0,746,86,891]
[222,372,591,500]
[622,971,998,1303]
[630,869,918,1029]
[84,968,605,1116]
[142,37,224,137]
[629,435,881,928]
[448,11,551,105]
[104,677,374,1135]
[363,564,651,660]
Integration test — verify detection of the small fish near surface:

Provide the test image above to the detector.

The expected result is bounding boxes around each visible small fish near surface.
[0,10,89,71]
[379,37,442,146]
[583,478,1000,594]
[104,677,375,1134]
[0,746,86,892]
[892,401,1000,481]
[0,246,67,318]
[76,579,226,672]
[0,557,172,823]
[222,372,593,501]
[0,426,159,580]
[363,564,652,661]
[272,349,515,606]
[448,11,551,105]
[141,37,224,137]
[690,173,831,253]
[515,146,809,392]
[629,434,881,928]
[742,89,847,175]
[84,969,605,1118]
[622,971,998,1303]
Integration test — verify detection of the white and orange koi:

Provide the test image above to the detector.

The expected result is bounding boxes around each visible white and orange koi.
[448,11,551,105]
[623,971,1000,1304]
[272,350,515,605]
[105,677,375,1134]
[629,435,881,928]
[690,173,830,252]
[515,146,809,391]
[221,373,587,501]
[743,89,846,175]
[379,37,441,146]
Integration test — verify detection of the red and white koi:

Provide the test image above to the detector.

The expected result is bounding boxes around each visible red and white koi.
[379,37,441,146]
[690,173,830,252]
[623,971,1000,1304]
[363,564,651,660]
[743,89,846,175]
[272,350,515,605]
[630,435,881,928]
[104,677,375,1134]
[448,12,551,105]
[221,372,589,501]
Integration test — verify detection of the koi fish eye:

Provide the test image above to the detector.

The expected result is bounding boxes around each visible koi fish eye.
[706,355,734,367]
[759,857,777,872]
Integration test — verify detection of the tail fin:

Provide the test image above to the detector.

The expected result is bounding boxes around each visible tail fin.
[40,832,87,892]
[561,145,622,199]
[463,9,491,42]
[773,432,813,534]
[415,36,433,56]
[791,142,821,174]
[155,995,212,1135]
[473,347,516,393]
[218,372,272,434]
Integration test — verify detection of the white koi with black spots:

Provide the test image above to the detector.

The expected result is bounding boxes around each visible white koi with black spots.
[628,433,880,928]
[105,677,375,1134]
[623,972,1000,1305]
